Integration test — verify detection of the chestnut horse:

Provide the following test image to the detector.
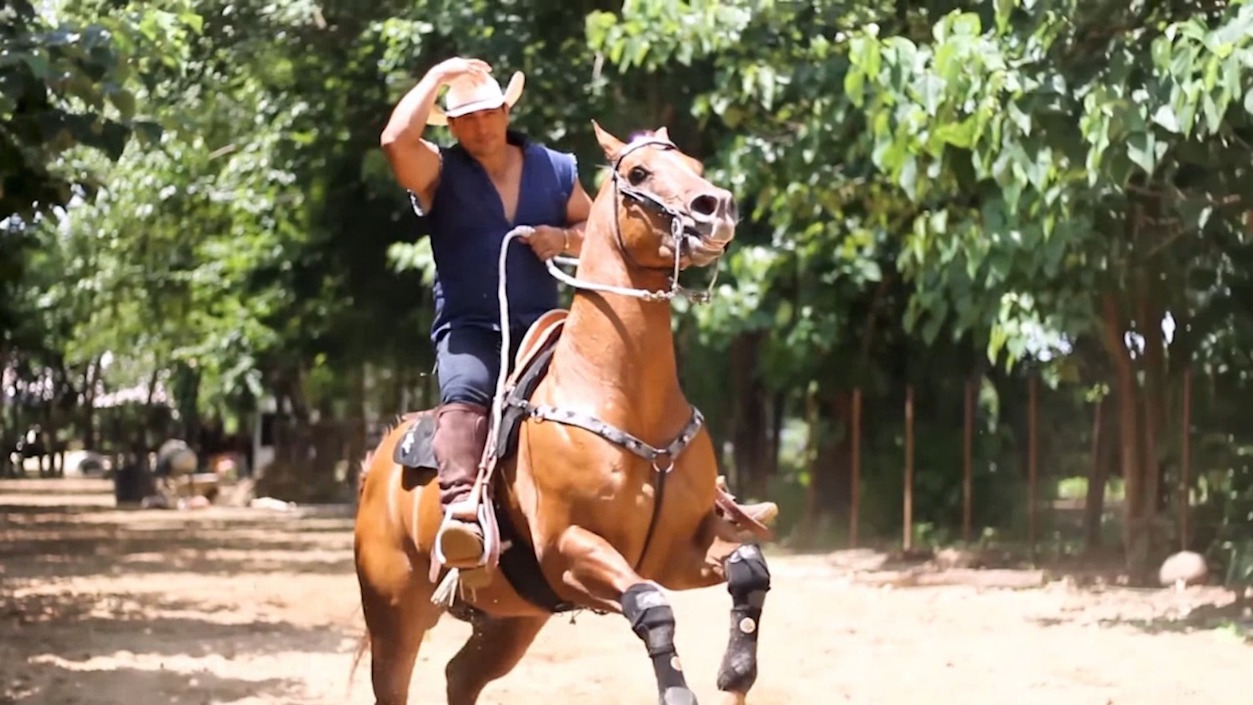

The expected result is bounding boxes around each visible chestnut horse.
[353,121,778,705]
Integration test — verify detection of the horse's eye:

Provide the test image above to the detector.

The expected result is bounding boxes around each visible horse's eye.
[628,166,649,185]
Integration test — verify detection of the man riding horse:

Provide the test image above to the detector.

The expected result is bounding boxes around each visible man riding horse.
[380,56,771,571]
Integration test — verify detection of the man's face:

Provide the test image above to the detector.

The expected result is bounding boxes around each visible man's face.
[448,106,509,157]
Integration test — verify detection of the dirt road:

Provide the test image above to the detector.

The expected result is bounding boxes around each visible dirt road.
[2,478,1249,704]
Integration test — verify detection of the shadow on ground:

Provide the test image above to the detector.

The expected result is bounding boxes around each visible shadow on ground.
[0,499,360,705]
[0,502,357,580]
[3,661,306,705]
[1096,597,1253,641]
[1,590,348,658]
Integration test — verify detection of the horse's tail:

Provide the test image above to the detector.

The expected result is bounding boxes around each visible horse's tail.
[356,449,375,498]
[347,629,371,691]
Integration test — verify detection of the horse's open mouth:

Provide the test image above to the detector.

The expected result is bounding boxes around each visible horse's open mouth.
[678,233,726,265]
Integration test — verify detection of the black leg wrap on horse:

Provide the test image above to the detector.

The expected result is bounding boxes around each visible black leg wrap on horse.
[620,582,692,699]
[717,544,771,693]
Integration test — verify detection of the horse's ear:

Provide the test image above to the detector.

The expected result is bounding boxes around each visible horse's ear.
[654,126,670,142]
[592,120,625,161]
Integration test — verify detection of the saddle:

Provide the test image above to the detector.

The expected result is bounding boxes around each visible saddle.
[393,310,574,611]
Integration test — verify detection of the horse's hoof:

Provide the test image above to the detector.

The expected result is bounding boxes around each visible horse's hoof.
[661,687,699,705]
[716,653,757,693]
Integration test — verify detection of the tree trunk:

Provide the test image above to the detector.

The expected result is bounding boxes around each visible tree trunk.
[1100,291,1153,580]
[770,391,785,481]
[796,389,851,548]
[1137,270,1167,528]
[1083,396,1116,551]
[730,332,772,499]
[82,356,100,451]
[135,366,163,471]
[345,361,367,493]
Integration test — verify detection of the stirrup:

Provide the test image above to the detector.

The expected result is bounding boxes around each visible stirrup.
[433,498,493,568]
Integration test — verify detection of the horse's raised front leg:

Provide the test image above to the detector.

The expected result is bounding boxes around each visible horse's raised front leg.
[557,526,699,705]
[716,543,771,704]
[654,527,771,705]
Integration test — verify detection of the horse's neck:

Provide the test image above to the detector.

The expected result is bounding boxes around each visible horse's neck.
[551,211,685,426]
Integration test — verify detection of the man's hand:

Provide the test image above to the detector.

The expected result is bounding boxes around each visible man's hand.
[431,57,492,86]
[523,226,568,261]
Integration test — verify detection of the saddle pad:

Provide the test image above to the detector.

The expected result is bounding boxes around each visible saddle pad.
[393,411,437,470]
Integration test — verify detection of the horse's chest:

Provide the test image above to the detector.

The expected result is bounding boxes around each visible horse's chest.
[601,453,711,510]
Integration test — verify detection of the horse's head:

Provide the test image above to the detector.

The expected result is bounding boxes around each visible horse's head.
[593,121,737,270]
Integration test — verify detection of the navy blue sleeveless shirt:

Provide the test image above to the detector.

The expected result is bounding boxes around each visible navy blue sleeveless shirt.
[411,130,578,342]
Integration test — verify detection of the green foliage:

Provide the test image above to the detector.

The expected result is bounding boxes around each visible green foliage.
[1,0,198,348]
[7,0,1253,567]
[0,0,195,220]
[836,1,1253,368]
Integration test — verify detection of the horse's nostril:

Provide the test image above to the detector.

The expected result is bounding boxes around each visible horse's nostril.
[689,194,720,219]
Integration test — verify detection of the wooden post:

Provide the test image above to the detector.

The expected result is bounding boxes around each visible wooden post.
[1085,395,1103,550]
[1089,397,1102,477]
[1180,367,1192,550]
[1028,375,1039,559]
[850,387,862,547]
[904,385,915,551]
[963,377,974,543]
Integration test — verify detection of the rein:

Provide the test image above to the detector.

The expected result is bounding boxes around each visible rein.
[481,137,724,572]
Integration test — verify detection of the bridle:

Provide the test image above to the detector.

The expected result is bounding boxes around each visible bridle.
[542,136,722,304]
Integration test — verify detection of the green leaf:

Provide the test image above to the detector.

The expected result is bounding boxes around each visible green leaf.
[1151,105,1180,133]
[987,324,1008,364]
[109,88,136,119]
[1007,102,1032,136]
[19,51,50,80]
[934,119,976,149]
[952,12,982,37]
[1150,36,1173,71]
[1126,131,1158,176]
[178,11,204,34]
[899,155,919,200]
[844,68,865,106]
[1177,199,1214,232]
[133,121,162,144]
[995,0,1017,34]
[1202,92,1223,134]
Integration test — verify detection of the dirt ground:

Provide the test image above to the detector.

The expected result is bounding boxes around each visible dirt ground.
[2,478,1250,705]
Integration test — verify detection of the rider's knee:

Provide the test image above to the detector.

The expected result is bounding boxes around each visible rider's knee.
[724,544,770,602]
[619,582,676,655]
[439,383,493,409]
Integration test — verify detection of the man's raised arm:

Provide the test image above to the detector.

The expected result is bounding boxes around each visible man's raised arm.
[380,57,491,212]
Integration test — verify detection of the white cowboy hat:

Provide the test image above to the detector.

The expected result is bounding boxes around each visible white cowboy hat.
[427,70,525,126]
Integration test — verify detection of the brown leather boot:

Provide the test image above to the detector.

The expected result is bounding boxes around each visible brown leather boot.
[715,475,779,541]
[433,401,489,568]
